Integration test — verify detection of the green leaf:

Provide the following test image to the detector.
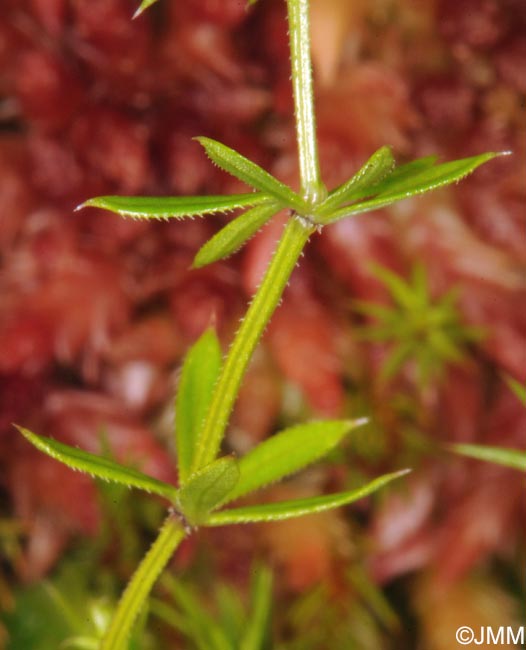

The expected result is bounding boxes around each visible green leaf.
[346,564,400,633]
[177,457,240,525]
[505,375,526,407]
[61,637,99,649]
[411,263,430,308]
[240,565,273,650]
[150,599,209,649]
[176,329,222,484]
[196,137,306,212]
[193,202,279,269]
[222,419,367,505]
[15,426,178,501]
[369,155,438,190]
[371,152,501,197]
[368,264,417,310]
[214,584,245,645]
[451,443,526,472]
[353,300,395,322]
[325,152,505,222]
[157,577,232,650]
[380,342,414,382]
[206,469,410,525]
[428,330,465,363]
[132,0,158,18]
[328,155,439,211]
[78,193,270,220]
[318,156,439,224]
[316,146,395,216]
[3,564,86,650]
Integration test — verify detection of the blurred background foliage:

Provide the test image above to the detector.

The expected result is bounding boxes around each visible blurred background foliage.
[0,0,525,647]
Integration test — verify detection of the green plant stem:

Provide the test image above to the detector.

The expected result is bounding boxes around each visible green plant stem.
[286,0,325,205]
[192,216,315,471]
[101,515,185,650]
[191,1,323,472]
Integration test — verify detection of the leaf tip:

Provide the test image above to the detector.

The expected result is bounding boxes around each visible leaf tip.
[13,424,40,448]
[207,311,218,331]
[480,150,512,165]
[347,416,369,430]
[76,197,107,211]
[193,136,209,147]
[190,254,205,270]
[132,0,156,19]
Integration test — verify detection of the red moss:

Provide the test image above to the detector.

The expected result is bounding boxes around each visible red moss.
[29,0,68,37]
[13,49,84,132]
[1,0,525,606]
[437,0,507,50]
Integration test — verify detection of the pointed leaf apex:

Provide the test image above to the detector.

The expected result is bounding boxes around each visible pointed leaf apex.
[13,423,24,435]
[208,312,217,329]
[393,468,412,478]
[132,0,158,19]
[346,416,370,429]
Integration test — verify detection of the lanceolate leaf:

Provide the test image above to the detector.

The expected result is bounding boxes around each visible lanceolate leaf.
[370,155,438,190]
[369,152,502,199]
[196,137,306,212]
[177,457,240,526]
[176,329,222,484]
[78,193,270,220]
[222,419,367,505]
[324,152,504,223]
[325,155,438,212]
[193,202,279,269]
[15,426,178,501]
[451,443,526,472]
[316,146,395,216]
[207,469,410,525]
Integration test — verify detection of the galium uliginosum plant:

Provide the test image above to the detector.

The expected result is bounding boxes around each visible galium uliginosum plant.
[16,0,505,647]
